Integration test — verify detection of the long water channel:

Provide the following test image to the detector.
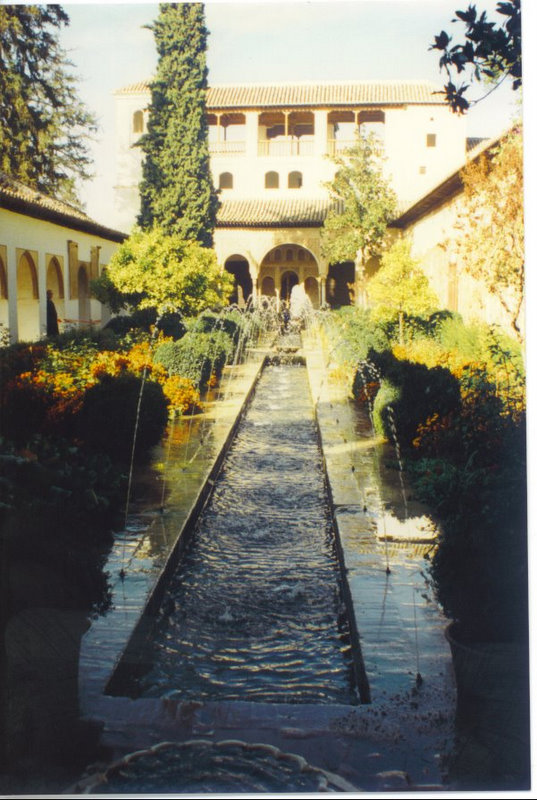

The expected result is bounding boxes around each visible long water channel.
[129,363,357,705]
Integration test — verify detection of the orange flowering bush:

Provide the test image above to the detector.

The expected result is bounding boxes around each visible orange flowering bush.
[0,328,212,449]
[162,375,202,415]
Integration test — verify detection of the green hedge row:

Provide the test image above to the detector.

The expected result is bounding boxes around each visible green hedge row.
[154,330,234,389]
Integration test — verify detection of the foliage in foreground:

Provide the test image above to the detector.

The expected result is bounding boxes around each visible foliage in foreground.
[431,0,521,113]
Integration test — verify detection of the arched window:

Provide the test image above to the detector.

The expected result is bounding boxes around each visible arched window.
[265,171,279,189]
[219,172,233,190]
[46,256,64,300]
[133,110,144,134]
[288,171,302,189]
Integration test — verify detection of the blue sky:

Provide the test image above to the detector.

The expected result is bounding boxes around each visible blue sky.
[58,0,525,224]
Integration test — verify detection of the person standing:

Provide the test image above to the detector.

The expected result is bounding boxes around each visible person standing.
[46,289,59,336]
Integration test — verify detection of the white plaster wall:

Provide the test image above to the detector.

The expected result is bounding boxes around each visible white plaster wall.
[0,207,120,342]
[384,106,467,208]
[404,194,519,336]
[114,92,468,230]
[114,90,148,231]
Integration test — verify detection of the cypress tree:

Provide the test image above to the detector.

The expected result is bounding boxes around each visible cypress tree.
[138,3,219,247]
[0,4,96,204]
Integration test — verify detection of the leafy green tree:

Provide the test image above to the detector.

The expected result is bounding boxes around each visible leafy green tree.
[0,4,96,203]
[321,133,397,267]
[454,126,524,341]
[368,238,439,344]
[138,3,219,246]
[431,0,521,113]
[91,227,233,317]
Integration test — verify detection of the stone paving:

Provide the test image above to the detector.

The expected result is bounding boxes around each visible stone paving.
[75,332,459,794]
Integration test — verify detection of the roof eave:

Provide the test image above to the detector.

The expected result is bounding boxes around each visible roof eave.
[216,220,324,229]
[1,194,127,243]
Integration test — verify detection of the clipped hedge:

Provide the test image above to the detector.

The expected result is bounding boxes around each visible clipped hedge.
[363,349,461,449]
[154,330,234,389]
[78,374,169,463]
[0,378,51,445]
[105,308,186,341]
[191,310,243,341]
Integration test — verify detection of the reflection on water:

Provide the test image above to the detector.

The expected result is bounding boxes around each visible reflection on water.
[136,365,356,704]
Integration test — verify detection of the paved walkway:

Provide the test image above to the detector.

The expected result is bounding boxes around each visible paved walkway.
[75,332,457,794]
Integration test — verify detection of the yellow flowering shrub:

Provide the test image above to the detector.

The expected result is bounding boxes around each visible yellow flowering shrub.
[162,376,202,415]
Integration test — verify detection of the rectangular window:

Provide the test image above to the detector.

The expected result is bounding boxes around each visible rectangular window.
[427,133,437,147]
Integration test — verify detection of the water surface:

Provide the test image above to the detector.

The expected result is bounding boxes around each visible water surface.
[137,365,355,704]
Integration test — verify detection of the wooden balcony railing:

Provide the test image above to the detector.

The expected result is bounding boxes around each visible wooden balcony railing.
[257,138,315,157]
[208,141,246,156]
[327,139,355,155]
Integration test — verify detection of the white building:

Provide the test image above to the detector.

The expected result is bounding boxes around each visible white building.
[392,130,523,338]
[0,172,125,342]
[114,80,467,307]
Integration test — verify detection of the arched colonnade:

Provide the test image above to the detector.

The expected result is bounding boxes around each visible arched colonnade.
[223,244,326,309]
[222,243,359,310]
[0,248,94,342]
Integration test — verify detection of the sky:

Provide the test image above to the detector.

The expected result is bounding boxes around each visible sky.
[57,0,526,227]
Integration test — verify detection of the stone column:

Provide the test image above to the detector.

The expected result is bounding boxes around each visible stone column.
[248,258,259,302]
[37,251,47,337]
[314,110,328,157]
[245,111,258,158]
[318,257,329,307]
[354,250,367,308]
[6,245,18,343]
[67,240,79,300]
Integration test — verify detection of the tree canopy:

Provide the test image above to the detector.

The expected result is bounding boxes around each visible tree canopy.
[431,0,521,113]
[138,2,219,246]
[454,126,524,341]
[367,238,439,343]
[0,4,96,203]
[321,133,397,266]
[91,227,233,317]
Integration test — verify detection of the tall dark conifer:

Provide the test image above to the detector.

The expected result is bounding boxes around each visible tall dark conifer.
[138,3,219,247]
[0,4,96,204]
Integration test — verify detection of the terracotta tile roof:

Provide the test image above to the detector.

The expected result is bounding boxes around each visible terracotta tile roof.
[0,172,126,242]
[114,81,150,95]
[216,197,342,228]
[466,136,490,152]
[116,80,444,108]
